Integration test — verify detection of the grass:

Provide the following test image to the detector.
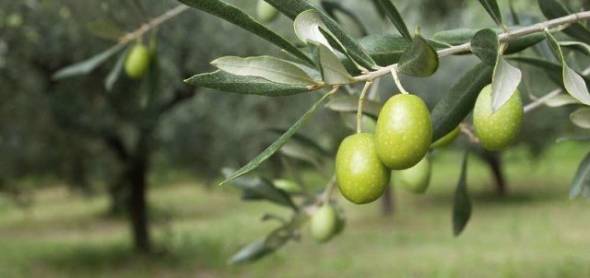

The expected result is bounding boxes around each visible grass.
[1,142,590,277]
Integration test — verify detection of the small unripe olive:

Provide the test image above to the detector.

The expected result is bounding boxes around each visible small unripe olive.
[125,43,150,79]
[395,155,431,194]
[431,126,460,148]
[473,85,523,151]
[335,133,389,204]
[310,204,338,243]
[375,94,433,170]
[272,179,301,194]
[256,0,279,23]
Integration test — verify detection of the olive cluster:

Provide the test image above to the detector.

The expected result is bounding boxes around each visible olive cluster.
[334,87,523,205]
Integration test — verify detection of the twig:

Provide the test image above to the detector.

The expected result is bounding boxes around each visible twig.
[459,123,480,144]
[119,5,190,45]
[356,81,373,133]
[354,11,590,82]
[390,67,408,94]
[321,175,337,204]
[523,88,562,113]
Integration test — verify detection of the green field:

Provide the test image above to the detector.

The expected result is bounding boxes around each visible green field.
[1,143,590,278]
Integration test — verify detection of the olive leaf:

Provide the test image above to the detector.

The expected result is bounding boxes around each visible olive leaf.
[538,0,590,44]
[453,150,472,236]
[53,44,126,80]
[294,10,335,52]
[374,0,412,40]
[570,108,590,129]
[105,48,128,91]
[317,44,353,84]
[477,0,503,26]
[223,172,296,209]
[507,0,520,25]
[325,95,382,119]
[545,31,590,106]
[178,0,313,65]
[431,63,493,141]
[211,56,319,86]
[397,34,439,77]
[559,41,590,56]
[220,92,334,185]
[570,151,590,199]
[320,1,368,37]
[491,56,522,111]
[184,70,313,96]
[229,239,273,264]
[471,29,498,65]
[544,93,579,107]
[434,28,477,46]
[360,34,412,66]
[265,0,377,69]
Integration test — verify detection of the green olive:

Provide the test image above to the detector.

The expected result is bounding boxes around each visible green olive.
[375,94,433,170]
[124,43,151,79]
[310,204,338,243]
[395,155,431,194]
[272,179,301,194]
[473,85,523,151]
[257,0,279,23]
[431,126,460,148]
[335,133,389,204]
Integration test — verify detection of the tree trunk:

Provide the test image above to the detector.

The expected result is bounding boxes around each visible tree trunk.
[128,157,151,253]
[481,151,507,196]
[380,184,394,216]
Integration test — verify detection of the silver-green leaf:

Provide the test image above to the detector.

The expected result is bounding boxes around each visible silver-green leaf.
[570,151,590,199]
[397,34,439,77]
[453,150,471,236]
[53,44,126,80]
[491,56,522,111]
[220,91,334,185]
[570,108,590,129]
[211,56,319,86]
[317,44,353,85]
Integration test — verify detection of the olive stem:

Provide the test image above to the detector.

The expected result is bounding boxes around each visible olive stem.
[390,67,408,94]
[459,123,480,144]
[356,81,374,133]
[321,175,337,204]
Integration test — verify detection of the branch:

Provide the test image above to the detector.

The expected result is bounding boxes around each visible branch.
[119,5,190,45]
[524,88,562,113]
[354,10,590,82]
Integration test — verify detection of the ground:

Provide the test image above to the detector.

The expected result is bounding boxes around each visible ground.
[0,143,589,277]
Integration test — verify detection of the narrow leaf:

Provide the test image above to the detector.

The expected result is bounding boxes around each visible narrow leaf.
[538,0,590,44]
[265,0,377,69]
[477,0,503,25]
[359,34,412,66]
[431,63,493,140]
[178,0,313,65]
[375,0,412,40]
[105,48,128,91]
[53,44,125,80]
[570,108,590,129]
[433,29,544,54]
[560,41,590,56]
[320,1,368,37]
[508,0,520,25]
[397,34,439,77]
[184,70,313,96]
[229,239,273,264]
[325,95,382,118]
[570,151,590,199]
[211,56,319,86]
[453,151,471,236]
[471,28,498,65]
[220,92,333,185]
[510,57,590,89]
[544,93,579,107]
[224,173,296,209]
[317,44,353,84]
[545,31,590,106]
[491,57,522,111]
